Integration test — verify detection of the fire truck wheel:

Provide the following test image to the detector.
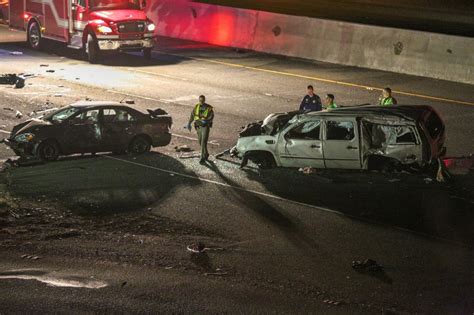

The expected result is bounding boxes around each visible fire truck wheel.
[28,22,42,50]
[143,48,152,60]
[86,34,100,64]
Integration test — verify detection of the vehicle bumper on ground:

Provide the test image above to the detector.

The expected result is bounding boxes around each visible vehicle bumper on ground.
[97,38,154,51]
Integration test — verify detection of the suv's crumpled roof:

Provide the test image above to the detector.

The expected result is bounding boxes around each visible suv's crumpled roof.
[306,105,434,122]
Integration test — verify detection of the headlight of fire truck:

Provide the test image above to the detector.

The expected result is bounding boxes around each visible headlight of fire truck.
[147,23,155,32]
[97,25,113,34]
[14,133,35,143]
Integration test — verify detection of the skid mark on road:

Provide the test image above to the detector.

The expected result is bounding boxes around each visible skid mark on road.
[103,155,471,248]
[153,50,474,107]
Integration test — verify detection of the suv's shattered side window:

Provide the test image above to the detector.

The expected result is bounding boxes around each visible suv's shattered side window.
[287,120,321,140]
[326,121,354,140]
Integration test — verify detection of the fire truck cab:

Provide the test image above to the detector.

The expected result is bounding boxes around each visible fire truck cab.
[9,0,155,63]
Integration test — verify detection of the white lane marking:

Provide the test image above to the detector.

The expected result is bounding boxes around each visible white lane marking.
[0,130,11,135]
[103,155,470,247]
[171,133,220,146]
[106,89,170,104]
[126,68,189,81]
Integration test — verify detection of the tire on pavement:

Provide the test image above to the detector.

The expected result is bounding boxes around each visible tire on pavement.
[143,48,152,60]
[128,135,151,155]
[249,151,276,169]
[28,21,42,50]
[36,140,60,162]
[86,34,101,64]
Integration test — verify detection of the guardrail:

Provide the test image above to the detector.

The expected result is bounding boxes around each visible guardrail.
[147,0,474,85]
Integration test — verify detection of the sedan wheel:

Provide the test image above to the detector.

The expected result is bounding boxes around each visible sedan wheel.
[37,141,60,162]
[129,136,151,155]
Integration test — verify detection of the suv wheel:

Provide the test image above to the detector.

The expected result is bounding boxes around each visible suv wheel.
[250,152,276,169]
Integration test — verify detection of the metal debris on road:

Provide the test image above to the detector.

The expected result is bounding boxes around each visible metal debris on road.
[187,242,206,254]
[175,145,193,152]
[352,259,384,272]
[299,167,317,174]
[0,74,25,89]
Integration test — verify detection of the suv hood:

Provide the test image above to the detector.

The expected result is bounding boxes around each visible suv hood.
[90,10,148,23]
[10,119,50,138]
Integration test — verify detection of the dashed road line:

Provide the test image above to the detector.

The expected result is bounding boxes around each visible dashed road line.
[103,154,471,248]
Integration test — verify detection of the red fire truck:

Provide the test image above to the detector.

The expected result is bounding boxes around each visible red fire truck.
[9,0,155,63]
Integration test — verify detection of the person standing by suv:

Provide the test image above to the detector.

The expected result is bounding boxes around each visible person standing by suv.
[187,95,214,164]
[379,87,398,106]
[299,85,322,112]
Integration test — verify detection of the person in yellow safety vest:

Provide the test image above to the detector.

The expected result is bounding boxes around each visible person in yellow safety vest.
[378,87,397,106]
[324,94,338,110]
[187,95,214,164]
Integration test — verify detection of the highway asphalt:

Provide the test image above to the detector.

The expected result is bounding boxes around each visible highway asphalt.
[0,25,473,313]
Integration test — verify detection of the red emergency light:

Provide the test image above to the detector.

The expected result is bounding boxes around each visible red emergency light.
[23,13,29,20]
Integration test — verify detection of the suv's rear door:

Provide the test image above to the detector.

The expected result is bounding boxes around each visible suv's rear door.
[323,118,361,169]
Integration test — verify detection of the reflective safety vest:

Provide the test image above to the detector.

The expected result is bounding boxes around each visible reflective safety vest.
[193,103,212,121]
[380,97,397,106]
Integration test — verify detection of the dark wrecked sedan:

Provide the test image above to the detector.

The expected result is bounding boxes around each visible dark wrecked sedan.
[4,101,172,161]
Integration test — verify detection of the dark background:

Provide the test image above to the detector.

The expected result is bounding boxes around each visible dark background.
[196,0,474,37]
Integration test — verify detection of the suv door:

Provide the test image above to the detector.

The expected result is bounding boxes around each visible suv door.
[323,118,361,169]
[277,119,325,168]
[61,108,102,154]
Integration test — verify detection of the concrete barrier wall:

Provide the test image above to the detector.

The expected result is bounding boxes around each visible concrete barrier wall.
[147,1,473,85]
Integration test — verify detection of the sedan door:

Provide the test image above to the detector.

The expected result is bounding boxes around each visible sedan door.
[60,108,103,154]
[101,108,138,152]
[323,118,362,169]
[277,120,325,168]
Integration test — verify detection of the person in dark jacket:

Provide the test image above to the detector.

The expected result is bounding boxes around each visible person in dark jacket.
[299,85,322,112]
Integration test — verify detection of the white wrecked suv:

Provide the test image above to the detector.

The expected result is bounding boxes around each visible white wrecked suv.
[233,105,446,171]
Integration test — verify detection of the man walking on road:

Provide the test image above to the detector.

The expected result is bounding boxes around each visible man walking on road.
[299,85,322,112]
[379,87,398,105]
[187,95,214,164]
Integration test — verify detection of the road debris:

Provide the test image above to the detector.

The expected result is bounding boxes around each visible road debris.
[299,167,317,174]
[40,64,49,67]
[204,272,228,276]
[10,51,23,56]
[175,145,193,152]
[352,259,384,272]
[21,255,41,260]
[15,110,23,119]
[187,242,206,254]
[0,74,25,89]
[46,70,55,73]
